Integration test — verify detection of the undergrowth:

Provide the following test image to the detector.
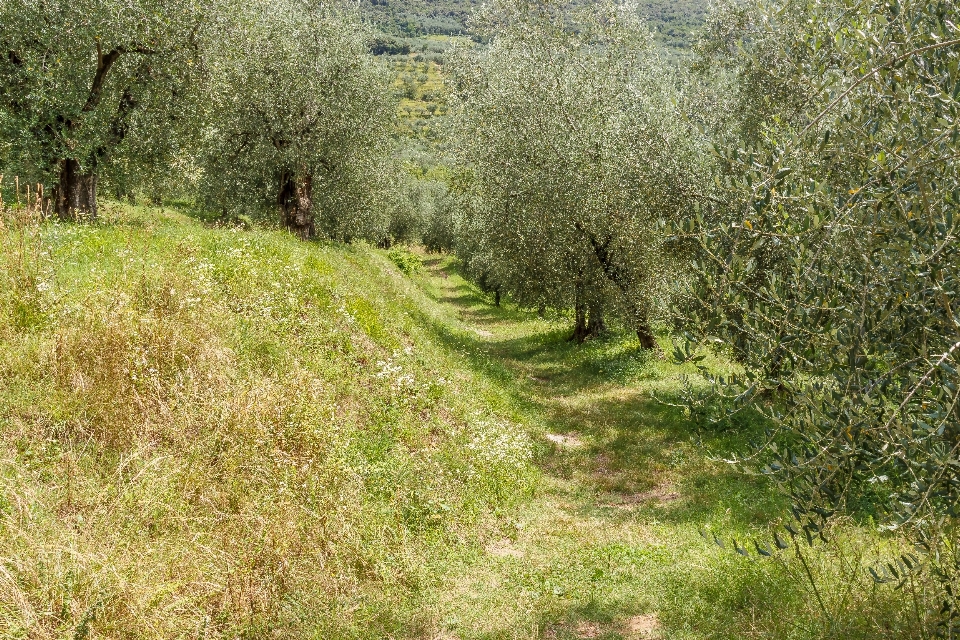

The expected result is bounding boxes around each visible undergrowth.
[0,204,934,638]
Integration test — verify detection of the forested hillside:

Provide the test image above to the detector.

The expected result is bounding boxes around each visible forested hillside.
[2,0,959,637]
[363,0,708,54]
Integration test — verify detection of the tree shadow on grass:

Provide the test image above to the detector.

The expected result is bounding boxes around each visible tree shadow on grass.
[403,256,856,640]
[413,255,785,534]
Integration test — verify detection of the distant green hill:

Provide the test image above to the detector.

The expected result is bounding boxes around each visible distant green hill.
[362,0,709,55]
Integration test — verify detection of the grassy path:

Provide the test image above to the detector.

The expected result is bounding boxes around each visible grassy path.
[414,256,789,640]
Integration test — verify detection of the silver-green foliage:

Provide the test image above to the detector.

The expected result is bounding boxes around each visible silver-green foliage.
[680,0,960,623]
[0,0,208,212]
[196,0,397,240]
[450,0,707,343]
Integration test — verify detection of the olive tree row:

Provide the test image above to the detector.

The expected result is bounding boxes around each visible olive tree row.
[0,0,400,240]
[678,0,960,621]
[449,0,708,346]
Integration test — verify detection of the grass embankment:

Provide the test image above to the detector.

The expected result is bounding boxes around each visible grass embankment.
[0,205,919,638]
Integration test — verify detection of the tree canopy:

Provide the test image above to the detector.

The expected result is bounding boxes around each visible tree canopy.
[198,0,397,241]
[450,0,708,345]
[677,0,960,621]
[0,0,210,218]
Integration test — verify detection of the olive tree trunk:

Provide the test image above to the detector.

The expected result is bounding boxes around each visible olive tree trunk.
[279,171,314,239]
[569,280,606,344]
[587,301,606,336]
[53,158,98,220]
[636,319,657,351]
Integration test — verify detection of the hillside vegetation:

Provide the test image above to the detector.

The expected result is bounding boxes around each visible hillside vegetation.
[0,205,536,636]
[2,0,959,635]
[362,0,708,54]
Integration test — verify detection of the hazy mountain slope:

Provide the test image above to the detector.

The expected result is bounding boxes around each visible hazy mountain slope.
[363,0,709,54]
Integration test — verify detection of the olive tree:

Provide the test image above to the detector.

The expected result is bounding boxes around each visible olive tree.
[679,0,960,623]
[0,0,209,219]
[450,0,706,346]
[199,0,396,241]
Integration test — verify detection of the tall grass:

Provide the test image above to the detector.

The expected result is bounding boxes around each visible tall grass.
[0,199,931,638]
[0,203,534,637]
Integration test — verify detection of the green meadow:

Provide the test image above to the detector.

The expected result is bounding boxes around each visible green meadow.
[0,206,920,638]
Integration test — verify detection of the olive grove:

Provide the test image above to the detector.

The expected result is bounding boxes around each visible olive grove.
[677,0,960,624]
[448,0,709,346]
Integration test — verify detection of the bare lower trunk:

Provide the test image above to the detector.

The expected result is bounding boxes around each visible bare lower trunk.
[495,288,501,307]
[587,301,606,336]
[569,281,605,344]
[570,299,589,343]
[53,159,97,220]
[279,171,313,240]
[636,320,658,351]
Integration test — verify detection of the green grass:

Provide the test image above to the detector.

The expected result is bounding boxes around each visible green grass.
[0,204,926,638]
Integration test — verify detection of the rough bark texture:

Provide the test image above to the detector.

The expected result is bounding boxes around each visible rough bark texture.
[279,171,314,240]
[54,159,98,220]
[569,281,606,344]
[587,301,606,336]
[571,297,589,343]
[570,305,606,344]
[636,321,658,351]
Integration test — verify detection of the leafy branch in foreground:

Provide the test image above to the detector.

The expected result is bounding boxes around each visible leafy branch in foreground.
[679,0,960,627]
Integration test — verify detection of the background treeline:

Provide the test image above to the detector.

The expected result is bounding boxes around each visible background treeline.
[359,0,708,56]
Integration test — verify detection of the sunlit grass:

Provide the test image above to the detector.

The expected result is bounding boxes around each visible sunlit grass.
[0,205,534,637]
[411,254,927,640]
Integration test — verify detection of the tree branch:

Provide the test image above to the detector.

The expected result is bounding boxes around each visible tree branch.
[82,42,154,114]
[801,38,960,136]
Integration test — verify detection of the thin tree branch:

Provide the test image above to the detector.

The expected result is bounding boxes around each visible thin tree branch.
[801,39,960,136]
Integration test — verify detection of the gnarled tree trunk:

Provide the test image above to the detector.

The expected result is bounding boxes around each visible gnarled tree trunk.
[587,300,606,336]
[636,319,658,351]
[571,299,589,343]
[53,158,98,220]
[574,221,660,351]
[279,170,314,239]
[569,280,606,344]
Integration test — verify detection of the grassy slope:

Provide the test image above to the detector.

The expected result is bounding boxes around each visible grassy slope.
[0,206,919,638]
